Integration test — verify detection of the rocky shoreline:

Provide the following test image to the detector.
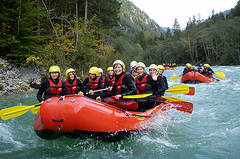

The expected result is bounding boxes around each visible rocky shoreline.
[0,58,41,96]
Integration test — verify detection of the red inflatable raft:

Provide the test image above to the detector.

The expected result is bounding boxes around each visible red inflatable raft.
[165,67,177,70]
[33,95,183,141]
[181,72,215,83]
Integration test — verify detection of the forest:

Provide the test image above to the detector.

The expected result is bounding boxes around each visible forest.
[0,0,240,76]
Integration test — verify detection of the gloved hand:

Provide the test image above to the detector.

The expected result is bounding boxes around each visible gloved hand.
[114,94,122,100]
[96,96,102,102]
[78,91,84,96]
[89,90,94,95]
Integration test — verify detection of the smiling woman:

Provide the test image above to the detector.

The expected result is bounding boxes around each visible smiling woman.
[130,0,239,28]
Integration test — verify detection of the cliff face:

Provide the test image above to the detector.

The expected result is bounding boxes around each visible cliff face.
[0,58,41,96]
[119,0,164,34]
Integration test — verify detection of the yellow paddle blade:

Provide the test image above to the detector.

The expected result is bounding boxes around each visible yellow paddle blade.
[166,85,189,94]
[162,96,187,102]
[31,107,40,114]
[174,76,181,82]
[0,106,35,120]
[170,75,181,80]
[123,94,152,99]
[0,106,28,116]
[215,72,226,80]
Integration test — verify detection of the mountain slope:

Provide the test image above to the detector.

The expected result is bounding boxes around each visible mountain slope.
[119,0,164,34]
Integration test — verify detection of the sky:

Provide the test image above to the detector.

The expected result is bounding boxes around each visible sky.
[130,0,239,28]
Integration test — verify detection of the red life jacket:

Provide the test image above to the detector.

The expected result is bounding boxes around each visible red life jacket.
[107,76,115,86]
[88,77,99,90]
[114,73,126,94]
[203,68,211,77]
[101,76,106,87]
[65,79,77,94]
[136,74,149,94]
[48,79,63,95]
[186,68,191,73]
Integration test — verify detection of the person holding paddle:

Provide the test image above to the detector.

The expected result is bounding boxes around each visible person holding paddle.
[37,66,69,102]
[83,67,104,99]
[135,62,156,111]
[202,64,214,78]
[97,60,138,110]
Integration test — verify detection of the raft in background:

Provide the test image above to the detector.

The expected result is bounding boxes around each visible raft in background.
[165,67,177,70]
[181,72,214,84]
[33,95,191,141]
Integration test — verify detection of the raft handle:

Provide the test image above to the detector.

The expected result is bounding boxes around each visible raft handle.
[52,119,64,122]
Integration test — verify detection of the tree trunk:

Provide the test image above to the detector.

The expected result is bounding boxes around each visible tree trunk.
[37,0,40,37]
[17,0,22,35]
[41,0,58,37]
[76,0,79,48]
[85,0,88,21]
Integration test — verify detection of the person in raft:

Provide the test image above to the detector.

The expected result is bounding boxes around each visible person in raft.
[37,65,69,102]
[97,60,138,110]
[197,64,204,74]
[182,63,192,75]
[97,68,110,89]
[129,60,138,78]
[65,68,86,95]
[83,66,103,99]
[149,64,168,97]
[106,67,115,87]
[157,65,168,92]
[202,64,214,78]
[135,62,156,111]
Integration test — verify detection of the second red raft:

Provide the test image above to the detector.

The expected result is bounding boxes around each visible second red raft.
[181,72,215,84]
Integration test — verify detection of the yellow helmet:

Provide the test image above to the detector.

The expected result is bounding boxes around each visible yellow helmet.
[65,68,75,78]
[113,60,125,72]
[49,66,61,74]
[107,67,113,72]
[186,63,192,68]
[149,64,158,70]
[97,68,103,76]
[204,64,211,68]
[135,62,146,70]
[157,65,165,70]
[89,67,98,75]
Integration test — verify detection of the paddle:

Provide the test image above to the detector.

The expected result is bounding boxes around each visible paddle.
[161,96,187,102]
[215,72,226,80]
[146,97,193,114]
[123,94,152,99]
[0,103,41,120]
[174,76,182,82]
[166,101,193,114]
[165,85,189,95]
[185,87,195,95]
[170,75,181,80]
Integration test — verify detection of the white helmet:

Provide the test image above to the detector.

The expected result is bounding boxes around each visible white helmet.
[136,62,146,71]
[130,61,137,68]
[113,60,125,72]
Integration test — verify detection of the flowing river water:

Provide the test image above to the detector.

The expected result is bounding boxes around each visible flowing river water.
[0,66,239,159]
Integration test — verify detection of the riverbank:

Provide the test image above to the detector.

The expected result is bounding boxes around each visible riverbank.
[0,58,41,96]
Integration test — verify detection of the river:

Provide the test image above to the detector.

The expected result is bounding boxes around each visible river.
[0,66,239,159]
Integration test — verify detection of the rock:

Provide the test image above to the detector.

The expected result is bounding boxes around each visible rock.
[0,58,42,96]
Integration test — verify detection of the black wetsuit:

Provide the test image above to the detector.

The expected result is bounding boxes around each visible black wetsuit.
[37,78,69,102]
